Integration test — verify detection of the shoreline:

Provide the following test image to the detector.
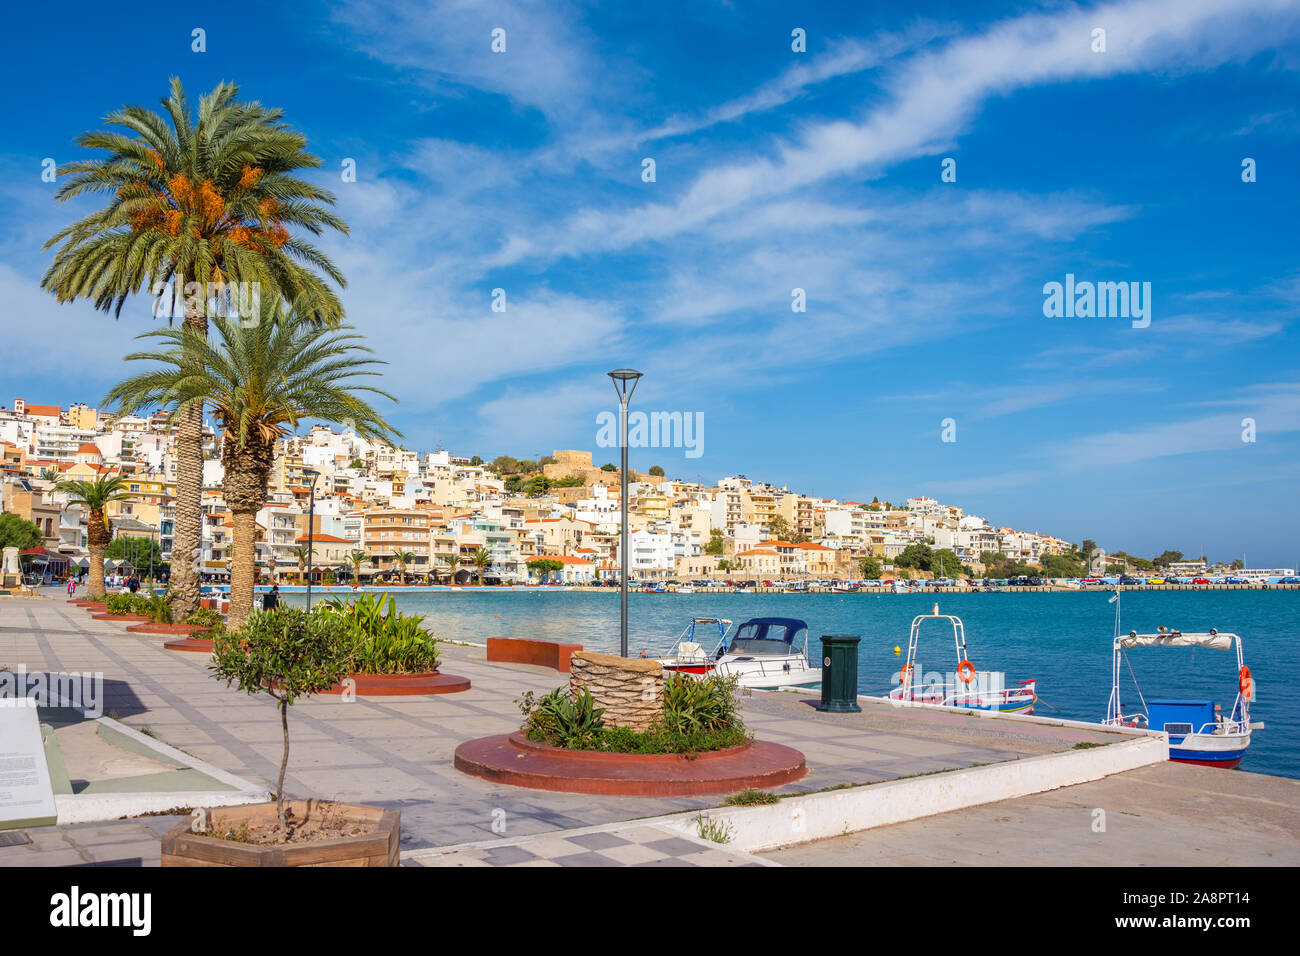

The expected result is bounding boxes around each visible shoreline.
[191,582,1300,595]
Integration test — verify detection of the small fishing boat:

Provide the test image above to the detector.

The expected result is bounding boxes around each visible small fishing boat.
[890,605,1038,713]
[656,616,819,690]
[1102,590,1260,768]
[675,583,696,594]
[832,583,859,593]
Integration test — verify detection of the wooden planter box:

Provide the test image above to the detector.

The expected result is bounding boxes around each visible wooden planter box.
[161,800,400,867]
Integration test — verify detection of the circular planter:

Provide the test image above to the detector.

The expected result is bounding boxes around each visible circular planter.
[322,672,470,696]
[454,731,807,796]
[91,613,151,622]
[163,635,216,653]
[79,603,109,613]
[126,622,213,635]
[160,800,400,867]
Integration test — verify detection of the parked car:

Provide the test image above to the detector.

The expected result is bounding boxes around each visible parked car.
[1192,577,1210,584]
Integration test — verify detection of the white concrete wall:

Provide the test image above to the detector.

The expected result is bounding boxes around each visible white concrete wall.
[656,734,1167,852]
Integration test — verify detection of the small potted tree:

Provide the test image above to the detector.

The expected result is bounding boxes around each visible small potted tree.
[160,607,400,866]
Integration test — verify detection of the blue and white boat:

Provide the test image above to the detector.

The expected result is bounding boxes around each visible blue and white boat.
[1102,590,1261,768]
[890,605,1038,714]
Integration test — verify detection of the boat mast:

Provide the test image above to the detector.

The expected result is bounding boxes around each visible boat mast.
[1108,586,1122,722]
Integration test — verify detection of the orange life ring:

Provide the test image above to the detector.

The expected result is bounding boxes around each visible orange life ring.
[1239,665,1253,699]
[957,660,976,683]
[899,664,912,683]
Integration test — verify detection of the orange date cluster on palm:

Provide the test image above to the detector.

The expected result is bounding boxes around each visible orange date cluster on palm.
[125,162,289,253]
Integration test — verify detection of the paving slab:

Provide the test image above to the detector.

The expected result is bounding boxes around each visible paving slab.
[763,761,1300,866]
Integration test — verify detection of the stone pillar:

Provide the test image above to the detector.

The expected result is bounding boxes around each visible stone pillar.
[569,651,663,732]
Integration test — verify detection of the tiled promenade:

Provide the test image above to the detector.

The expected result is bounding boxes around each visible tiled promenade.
[0,594,1154,866]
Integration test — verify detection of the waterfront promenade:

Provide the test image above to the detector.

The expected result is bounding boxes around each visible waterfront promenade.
[2,593,1296,867]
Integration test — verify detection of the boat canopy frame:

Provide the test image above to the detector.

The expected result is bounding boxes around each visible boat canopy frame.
[898,604,971,698]
[1104,589,1252,734]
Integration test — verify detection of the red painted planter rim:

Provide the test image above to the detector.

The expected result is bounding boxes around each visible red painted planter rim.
[454,733,807,796]
[266,672,471,696]
[507,731,751,764]
[126,622,215,634]
[163,636,216,653]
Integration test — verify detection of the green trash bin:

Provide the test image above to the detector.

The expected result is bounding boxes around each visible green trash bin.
[816,634,862,713]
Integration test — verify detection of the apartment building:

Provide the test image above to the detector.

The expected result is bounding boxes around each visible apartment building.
[363,508,431,576]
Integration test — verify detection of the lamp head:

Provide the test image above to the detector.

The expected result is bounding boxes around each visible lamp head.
[607,368,643,403]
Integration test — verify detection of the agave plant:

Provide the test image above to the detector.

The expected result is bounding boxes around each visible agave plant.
[522,687,605,749]
[662,672,742,735]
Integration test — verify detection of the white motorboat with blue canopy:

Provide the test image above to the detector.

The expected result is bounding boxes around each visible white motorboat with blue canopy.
[1102,590,1260,768]
[656,617,819,690]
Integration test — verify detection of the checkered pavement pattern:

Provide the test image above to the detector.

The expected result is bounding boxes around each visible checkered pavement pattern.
[404,823,776,867]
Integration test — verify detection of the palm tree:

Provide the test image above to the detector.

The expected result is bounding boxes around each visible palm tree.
[105,299,397,625]
[43,78,350,622]
[348,549,368,585]
[470,547,493,586]
[292,545,313,584]
[393,550,414,584]
[54,475,129,597]
[442,552,462,586]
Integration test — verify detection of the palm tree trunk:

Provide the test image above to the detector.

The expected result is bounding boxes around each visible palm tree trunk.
[167,301,208,622]
[220,429,274,625]
[88,542,107,596]
[228,508,258,627]
[87,508,109,596]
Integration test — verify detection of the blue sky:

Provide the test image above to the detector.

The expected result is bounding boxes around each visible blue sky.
[1,0,1299,565]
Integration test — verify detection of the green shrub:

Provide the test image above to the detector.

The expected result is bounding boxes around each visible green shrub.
[516,683,748,755]
[592,723,748,755]
[318,593,439,674]
[106,593,135,615]
[185,608,224,628]
[131,591,172,623]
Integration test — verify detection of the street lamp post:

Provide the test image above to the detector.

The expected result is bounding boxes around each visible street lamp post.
[607,369,642,657]
[304,469,320,611]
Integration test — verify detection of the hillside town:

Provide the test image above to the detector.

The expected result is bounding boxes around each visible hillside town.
[0,396,1105,585]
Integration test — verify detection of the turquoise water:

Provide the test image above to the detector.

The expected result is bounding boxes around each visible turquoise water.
[283,589,1299,780]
